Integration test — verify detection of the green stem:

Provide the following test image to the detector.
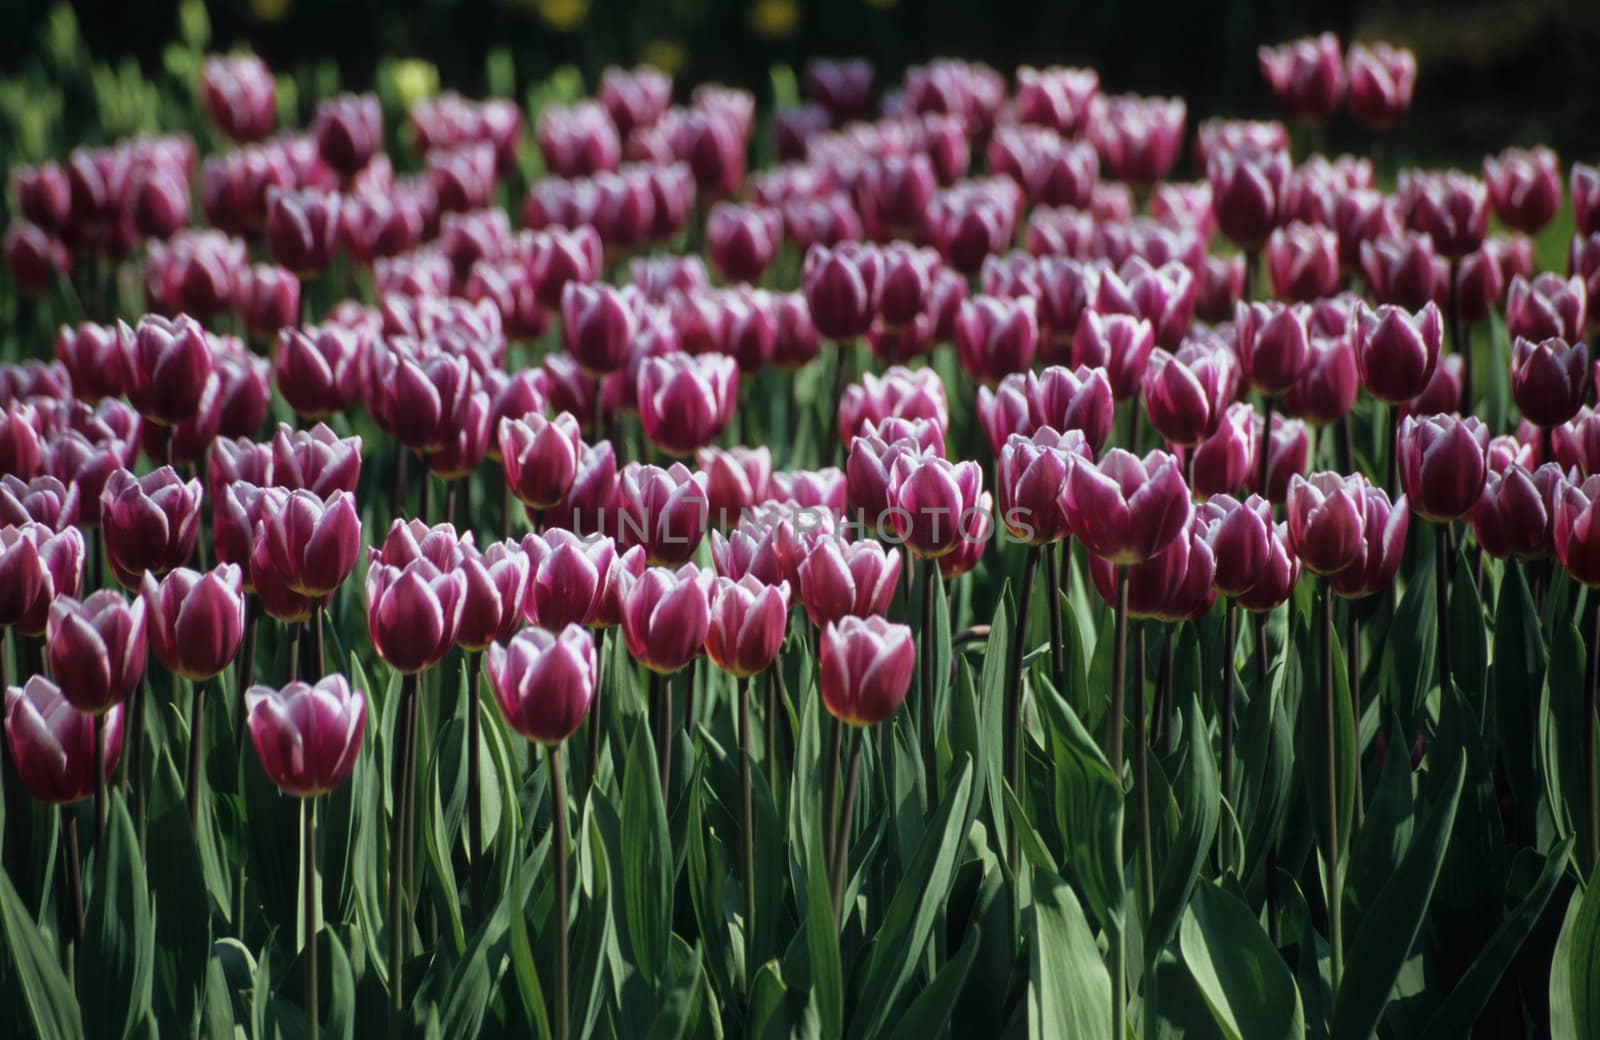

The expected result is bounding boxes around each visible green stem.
[304,797,319,1040]
[186,679,208,829]
[1046,542,1067,699]
[1134,624,1154,919]
[1222,601,1238,806]
[739,675,756,993]
[93,713,107,847]
[389,672,419,1022]
[1586,596,1600,873]
[830,729,863,928]
[587,631,604,788]
[1008,545,1041,867]
[467,650,485,919]
[921,557,939,799]
[549,743,570,1040]
[1109,565,1129,1040]
[823,717,842,871]
[1323,579,1344,995]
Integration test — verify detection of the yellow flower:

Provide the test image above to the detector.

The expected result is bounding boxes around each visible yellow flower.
[751,0,799,38]
[642,40,687,76]
[251,0,292,21]
[532,0,589,31]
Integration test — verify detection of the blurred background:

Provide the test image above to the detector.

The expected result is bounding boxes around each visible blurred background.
[3,0,1598,169]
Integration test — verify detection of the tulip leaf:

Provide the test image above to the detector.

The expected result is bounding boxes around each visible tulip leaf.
[977,591,1010,863]
[1492,560,1545,834]
[1388,544,1438,737]
[1292,592,1357,872]
[1331,756,1465,1040]
[800,786,842,1039]
[324,926,357,1040]
[1237,662,1292,902]
[80,792,155,1040]
[1549,862,1600,1040]
[886,921,982,1040]
[1035,681,1125,934]
[1027,873,1112,1040]
[619,722,673,985]
[145,748,217,1028]
[1540,619,1588,851]
[1148,683,1219,960]
[0,866,83,1040]
[1179,881,1305,1040]
[1449,545,1490,715]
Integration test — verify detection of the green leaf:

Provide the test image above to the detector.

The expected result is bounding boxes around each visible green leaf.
[978,592,1011,862]
[80,793,155,1040]
[1541,620,1588,850]
[1179,881,1305,1040]
[1388,544,1438,736]
[801,791,842,1039]
[1549,875,1596,1040]
[1148,684,1220,959]
[0,866,83,1040]
[1028,874,1112,1040]
[1420,837,1572,1040]
[887,923,981,1040]
[1331,757,1466,1040]
[1293,594,1357,871]
[324,927,357,1040]
[1492,560,1546,830]
[619,722,672,984]
[1448,546,1489,714]
[1035,684,1125,933]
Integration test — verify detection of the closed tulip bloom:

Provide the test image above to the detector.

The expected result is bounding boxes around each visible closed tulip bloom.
[1329,486,1408,598]
[1207,147,1290,252]
[0,402,40,480]
[999,428,1087,544]
[1403,354,1464,419]
[1506,274,1587,344]
[955,295,1038,384]
[452,539,532,651]
[0,475,73,530]
[819,615,914,726]
[888,454,984,559]
[12,162,71,231]
[1360,232,1444,311]
[707,203,782,284]
[312,93,382,177]
[1142,342,1238,446]
[1352,301,1444,404]
[1398,414,1490,522]
[1259,32,1345,121]
[211,345,271,440]
[54,322,126,403]
[1554,475,1600,586]
[699,446,772,529]
[365,558,466,674]
[118,315,216,426]
[537,101,621,178]
[1087,94,1186,187]
[487,625,596,745]
[710,513,787,587]
[1237,301,1313,396]
[524,529,614,629]
[543,441,619,538]
[1113,258,1196,350]
[1454,245,1507,324]
[246,674,365,797]
[1282,332,1359,427]
[846,431,934,526]
[774,291,822,369]
[1397,170,1488,259]
[254,489,361,599]
[1484,147,1561,235]
[637,352,739,457]
[1570,233,1600,332]
[426,387,492,481]
[704,575,790,677]
[0,523,85,636]
[44,435,124,529]
[1472,463,1561,560]
[214,481,285,578]
[1333,190,1401,272]
[274,325,365,419]
[1286,472,1367,575]
[1027,365,1115,453]
[976,377,1036,457]
[1090,513,1216,621]
[1346,42,1416,130]
[4,677,125,805]
[369,518,469,573]
[234,264,300,339]
[838,366,949,450]
[803,242,882,340]
[767,468,846,512]
[500,411,584,510]
[619,462,709,566]
[601,65,673,137]
[5,222,68,295]
[266,188,341,276]
[1249,413,1310,504]
[100,467,202,589]
[199,54,276,143]
[1267,222,1340,302]
[797,538,900,630]
[1512,337,1590,429]
[561,282,638,377]
[1061,448,1192,564]
[1488,422,1544,475]
[143,564,246,680]
[271,423,361,498]
[1236,520,1302,612]
[1071,311,1155,402]
[1201,494,1272,597]
[620,563,712,674]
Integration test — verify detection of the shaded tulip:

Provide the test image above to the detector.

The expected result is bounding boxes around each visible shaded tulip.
[452,539,532,651]
[707,203,782,283]
[245,674,366,798]
[54,322,126,403]
[254,489,362,599]
[797,538,900,629]
[1267,222,1340,302]
[710,513,787,588]
[500,411,584,510]
[143,564,247,680]
[600,66,673,137]
[955,295,1038,384]
[1142,341,1238,446]
[274,325,365,419]
[118,314,216,426]
[1236,519,1302,612]
[1511,336,1590,429]
[699,446,772,529]
[0,475,73,530]
[819,615,914,726]
[1200,493,1272,597]
[312,93,382,177]
[1397,170,1488,259]
[1398,414,1490,522]
[1329,486,1408,597]
[1207,147,1289,252]
[0,402,40,480]
[0,523,85,636]
[704,575,790,677]
[620,563,712,673]
[1484,146,1561,235]
[1506,274,1586,344]
[487,625,596,744]
[11,162,71,230]
[542,441,619,538]
[562,282,638,377]
[1351,300,1444,404]
[525,528,615,630]
[272,423,362,498]
[637,352,739,457]
[4,677,125,804]
[1025,365,1115,454]
[1455,245,1506,324]
[100,467,202,588]
[1188,406,1257,499]
[839,366,950,450]
[1090,513,1216,621]
[1237,301,1312,396]
[1259,32,1345,121]
[1248,413,1310,504]
[887,454,984,559]
[234,263,301,338]
[1071,311,1155,402]
[365,558,466,674]
[1087,94,1186,187]
[1360,232,1444,311]
[1472,463,1561,561]
[1575,165,1600,237]
[803,242,882,340]
[619,462,709,565]
[999,428,1087,544]
[1403,354,1464,418]
[1570,233,1600,332]
[1554,475,1600,587]
[846,430,934,525]
[1346,42,1416,130]
[266,188,341,275]
[214,481,285,577]
[5,222,68,295]
[1286,471,1367,575]
[1282,332,1359,427]
[1061,448,1192,564]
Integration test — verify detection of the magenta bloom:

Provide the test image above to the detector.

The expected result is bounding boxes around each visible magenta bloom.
[46,591,146,715]
[500,411,584,511]
[1554,474,1600,586]
[1267,222,1340,302]
[1248,414,1310,505]
[100,467,202,589]
[1201,494,1272,598]
[1282,332,1359,427]
[839,367,949,451]
[1511,337,1590,429]
[488,625,596,745]
[698,446,772,529]
[803,242,882,341]
[254,488,362,599]
[54,322,125,403]
[619,462,709,566]
[0,475,72,530]
[1352,301,1444,404]
[1207,147,1290,251]
[819,615,914,726]
[1142,341,1238,447]
[1286,472,1368,576]
[1472,463,1561,561]
[1346,42,1416,130]
[266,188,342,276]
[637,352,739,457]
[143,563,247,681]
[1089,513,1216,622]
[1329,486,1409,598]
[998,429,1086,544]
[271,423,361,498]
[1360,232,1444,312]
[562,282,638,377]
[1087,94,1186,187]
[1398,414,1490,522]
[704,575,790,677]
[1483,146,1561,235]
[523,528,613,631]
[1258,32,1345,122]
[1237,301,1312,396]
[1061,449,1192,565]
[888,454,985,559]
[247,675,365,797]
[1397,170,1488,260]
[707,202,783,283]
[118,314,216,426]
[1506,274,1587,344]
[274,324,366,419]
[1026,365,1115,452]
[311,93,382,177]
[365,557,467,674]
[453,539,532,652]
[955,295,1038,385]
[4,677,125,805]
[364,343,473,454]
[1071,311,1155,402]
[797,538,900,629]
[200,54,276,143]
[620,563,712,674]
[1236,520,1302,612]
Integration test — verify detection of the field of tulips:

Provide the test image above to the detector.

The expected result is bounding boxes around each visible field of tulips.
[5,14,1600,1040]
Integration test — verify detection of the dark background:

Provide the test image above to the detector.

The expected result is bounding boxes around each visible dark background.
[6,0,1600,166]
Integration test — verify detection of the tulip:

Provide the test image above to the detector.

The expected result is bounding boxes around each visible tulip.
[803,243,882,340]
[274,325,365,419]
[1346,42,1416,130]
[1282,332,1359,427]
[1071,311,1155,402]
[4,676,125,805]
[524,529,614,630]
[500,412,584,511]
[1237,301,1313,396]
[245,674,365,798]
[1397,170,1488,260]
[45,589,145,717]
[620,563,712,675]
[767,468,846,512]
[1286,472,1367,575]
[0,523,83,637]
[804,57,874,122]
[100,467,202,589]
[143,563,246,681]
[698,447,772,529]
[312,93,382,178]
[1511,337,1590,429]
[887,455,984,559]
[1506,274,1587,344]
[819,615,914,727]
[12,162,71,231]
[797,537,901,630]
[254,489,362,600]
[637,352,739,457]
[1404,355,1464,419]
[483,623,596,745]
[1398,414,1490,522]
[1471,463,1561,561]
[1351,301,1445,405]
[1061,449,1192,565]
[0,475,72,530]
[271,423,362,498]
[1259,32,1345,122]
[1235,520,1301,612]
[1089,513,1216,622]
[44,434,123,529]
[543,441,620,538]
[1267,222,1341,302]
[118,315,216,427]
[838,366,949,450]
[1087,94,1186,187]
[266,188,342,276]
[561,283,638,377]
[0,402,40,481]
[53,322,126,403]
[1142,342,1238,446]
[4,222,68,295]
[365,558,467,675]
[1328,486,1408,598]
[1249,414,1310,505]
[999,429,1087,544]
[1207,147,1290,252]
[1360,232,1444,311]
[707,203,783,284]
[618,462,709,566]
[211,345,272,440]
[1201,494,1272,598]
[704,575,790,678]
[954,295,1038,385]
[1484,146,1561,235]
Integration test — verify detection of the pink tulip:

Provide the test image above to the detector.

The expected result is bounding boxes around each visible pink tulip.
[4,677,125,804]
[819,616,914,726]
[247,675,366,797]
[143,564,247,680]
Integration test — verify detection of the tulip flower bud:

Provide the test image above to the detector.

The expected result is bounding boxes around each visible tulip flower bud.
[620,563,712,674]
[4,677,125,804]
[1258,33,1345,122]
[1511,336,1590,429]
[1248,413,1310,505]
[497,411,583,513]
[1346,42,1416,130]
[233,264,300,339]
[637,352,740,457]
[1360,232,1444,311]
[0,402,41,481]
[143,563,247,680]
[562,282,639,377]
[213,481,285,579]
[1351,300,1444,405]
[1235,300,1309,395]
[887,454,985,559]
[1236,520,1302,612]
[1484,146,1561,235]
[796,537,900,630]
[487,625,596,745]
[0,475,73,530]
[54,322,126,403]
[998,429,1087,544]
[270,423,361,498]
[955,295,1038,385]
[699,446,772,529]
[117,314,216,427]
[365,557,466,674]
[1454,245,1506,324]
[312,93,382,178]
[619,462,709,566]
[543,441,619,538]
[803,242,882,341]
[1090,513,1216,621]
[199,54,277,143]
[274,324,365,419]
[1554,474,1600,586]
[0,523,84,637]
[819,616,914,726]
[1398,414,1490,522]
[254,489,362,599]
[451,539,532,652]
[1199,494,1272,598]
[1061,449,1192,564]
[246,674,366,797]
[1071,311,1155,402]
[1471,463,1561,561]
[1328,486,1408,598]
[1282,332,1359,427]
[804,57,874,122]
[266,188,341,276]
[704,575,790,677]
[1403,354,1464,419]
[1088,94,1186,187]
[1397,170,1488,260]
[1142,341,1239,446]
[706,202,783,284]
[1286,471,1368,575]
[1207,147,1290,252]
[1506,274,1587,344]
[100,467,202,589]
[1267,222,1340,302]
[11,162,71,231]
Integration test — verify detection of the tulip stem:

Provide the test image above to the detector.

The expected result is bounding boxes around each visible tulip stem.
[128,676,147,848]
[548,743,570,1040]
[394,448,408,528]
[1448,258,1471,414]
[1586,596,1600,872]
[389,671,419,1021]
[444,481,458,533]
[501,483,514,541]
[93,713,106,848]
[1254,612,1269,684]
[61,809,84,957]
[1128,397,1142,455]
[313,602,326,681]
[303,797,320,1040]
[467,650,485,920]
[1348,610,1364,827]
[652,671,673,814]
[767,662,788,813]
[738,674,756,994]
[419,456,432,524]
[587,632,605,788]
[1222,601,1238,808]
[1435,524,1453,710]
[186,679,208,830]
[234,596,258,763]
[162,424,174,469]
[1258,395,1274,505]
[831,728,862,928]
[1322,578,1344,996]
[1134,624,1154,919]
[1109,565,1129,1040]
[1007,545,1041,868]
[1046,542,1067,700]
[823,341,851,465]
[823,717,842,870]
[920,557,939,800]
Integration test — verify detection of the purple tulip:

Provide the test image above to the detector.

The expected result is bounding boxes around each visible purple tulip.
[1554,475,1600,586]
[1200,493,1272,598]
[254,489,362,599]
[449,539,531,652]
[954,295,1038,385]
[562,282,639,377]
[100,467,202,589]
[1089,512,1216,621]
[1286,471,1367,575]
[274,324,365,419]
[1351,300,1444,404]
[1506,274,1587,344]
[1484,146,1561,235]
[486,624,596,745]
[1346,42,1416,130]
[117,314,215,427]
[524,529,615,630]
[266,188,341,276]
[796,537,900,630]
[499,411,584,511]
[1071,311,1155,402]
[1267,222,1340,302]
[887,454,984,559]
[637,352,740,457]
[1142,340,1238,446]
[199,54,277,143]
[312,93,382,177]
[0,475,72,530]
[1398,414,1490,522]
[619,563,712,674]
[1511,337,1590,429]
[1060,448,1192,564]
[619,462,709,566]
[698,446,772,529]
[704,575,790,677]
[1087,94,1186,187]
[1259,33,1345,122]
[1282,332,1359,427]
[271,423,362,498]
[1237,301,1313,396]
[1328,485,1409,597]
[246,674,365,797]
[365,557,466,674]
[803,242,882,340]
[1397,170,1488,260]
[819,615,914,726]
[1472,463,1561,561]
[143,563,246,680]
[4,677,125,804]
[998,429,1087,543]
[1207,147,1290,252]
